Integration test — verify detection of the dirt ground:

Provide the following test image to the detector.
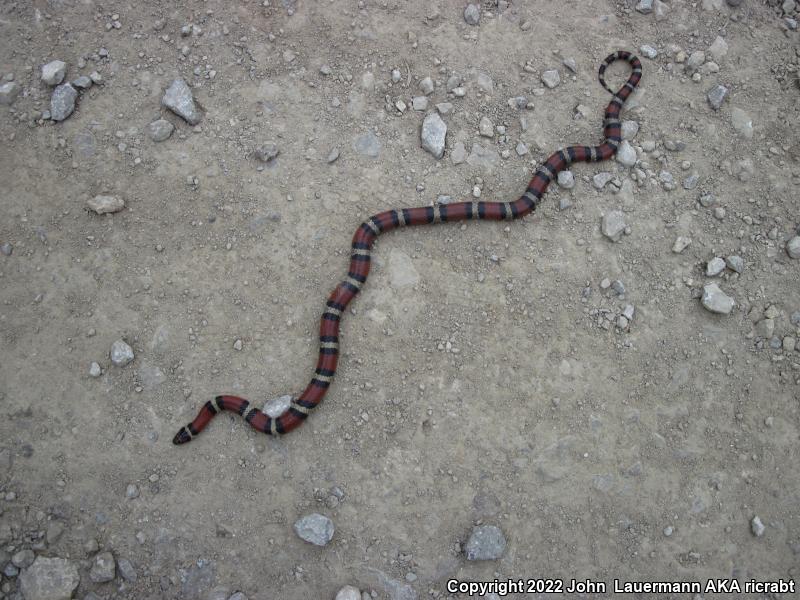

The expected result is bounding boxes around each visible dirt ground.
[1,0,799,599]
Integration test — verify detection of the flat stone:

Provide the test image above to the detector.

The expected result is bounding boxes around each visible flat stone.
[708,36,729,61]
[465,525,506,560]
[263,394,292,417]
[419,76,434,95]
[451,141,467,165]
[639,44,658,59]
[706,257,725,276]
[725,255,744,273]
[19,557,80,600]
[327,147,340,163]
[72,75,92,89]
[117,558,137,582]
[162,78,202,124]
[0,81,21,105]
[731,107,753,138]
[593,172,613,189]
[411,96,428,111]
[479,116,494,137]
[147,119,174,142]
[293,513,334,546]
[466,143,499,169]
[110,339,134,367]
[42,60,67,85]
[786,236,800,259]
[420,112,447,159]
[621,120,640,139]
[335,586,361,600]
[89,551,115,583]
[476,73,493,94]
[0,242,12,256]
[50,84,77,122]
[541,70,560,89]
[12,549,35,569]
[388,249,419,288]
[87,195,125,214]
[601,211,626,242]
[616,140,637,166]
[701,283,734,314]
[354,131,381,158]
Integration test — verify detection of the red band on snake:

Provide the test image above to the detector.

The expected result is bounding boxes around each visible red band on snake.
[173,51,642,445]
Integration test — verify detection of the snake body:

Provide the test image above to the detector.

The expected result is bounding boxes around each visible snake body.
[173,51,642,445]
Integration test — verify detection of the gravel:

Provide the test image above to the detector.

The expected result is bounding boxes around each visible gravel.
[701,283,734,314]
[87,195,125,214]
[293,513,335,546]
[465,525,507,560]
[420,112,447,159]
[162,78,202,124]
[50,83,77,121]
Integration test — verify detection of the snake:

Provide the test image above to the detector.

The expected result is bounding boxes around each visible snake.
[173,51,642,445]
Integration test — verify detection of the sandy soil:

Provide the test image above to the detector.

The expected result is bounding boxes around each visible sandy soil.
[1,0,799,599]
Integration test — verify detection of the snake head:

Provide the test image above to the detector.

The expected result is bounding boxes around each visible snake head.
[172,427,192,445]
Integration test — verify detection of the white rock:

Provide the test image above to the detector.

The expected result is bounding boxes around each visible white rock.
[411,96,428,111]
[479,116,493,137]
[87,195,125,214]
[476,73,493,94]
[41,60,67,85]
[419,76,434,95]
[787,236,800,259]
[701,283,734,314]
[621,120,640,140]
[464,3,481,25]
[731,108,753,139]
[263,394,292,417]
[639,44,658,59]
[420,112,447,159]
[706,257,725,276]
[541,70,560,89]
[110,340,135,367]
[601,211,626,242]
[335,586,362,600]
[672,236,691,253]
[557,170,575,189]
[515,142,528,156]
[162,78,202,124]
[89,362,102,377]
[593,172,613,189]
[615,140,637,166]
[708,35,729,61]
[0,81,21,105]
[751,515,765,537]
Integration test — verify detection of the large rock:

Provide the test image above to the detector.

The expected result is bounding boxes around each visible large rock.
[110,339,135,367]
[41,60,67,85]
[89,551,116,583]
[51,84,77,122]
[162,78,202,124]
[701,283,734,314]
[420,112,447,159]
[293,513,334,546]
[19,557,80,600]
[786,236,800,259]
[601,211,626,242]
[465,525,507,560]
[87,195,125,214]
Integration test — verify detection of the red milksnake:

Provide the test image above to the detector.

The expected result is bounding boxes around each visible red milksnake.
[173,51,642,445]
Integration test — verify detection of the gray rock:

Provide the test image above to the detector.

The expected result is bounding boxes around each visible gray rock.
[126,483,139,499]
[464,3,481,25]
[451,142,467,165]
[636,0,654,13]
[4,563,18,577]
[72,75,92,89]
[0,242,12,256]
[786,236,800,259]
[117,558,137,582]
[751,515,765,537]
[639,44,658,59]
[725,255,744,273]
[622,304,635,320]
[255,143,279,163]
[557,170,575,189]
[12,549,35,569]
[18,557,80,600]
[354,131,381,158]
[465,525,506,560]
[419,76,434,95]
[89,551,115,583]
[707,84,728,110]
[708,36,729,62]
[541,70,560,89]
[335,586,361,600]
[327,147,340,163]
[229,593,249,600]
[755,318,775,339]
[478,116,494,137]
[476,73,493,94]
[672,236,691,253]
[731,107,753,139]
[611,280,626,295]
[42,60,67,85]
[563,57,577,73]
[616,140,637,166]
[686,51,706,71]
[683,173,699,190]
[701,283,734,314]
[89,362,102,377]
[621,120,640,139]
[791,311,800,326]
[412,96,428,111]
[147,119,174,142]
[0,81,21,105]
[436,102,453,114]
[466,142,499,169]
[593,172,613,189]
[110,339,134,367]
[420,112,447,159]
[46,521,65,544]
[706,257,725,276]
[162,78,202,124]
[89,71,103,85]
[263,394,292,417]
[515,142,528,156]
[602,211,626,242]
[293,513,334,546]
[87,195,125,214]
[50,84,77,122]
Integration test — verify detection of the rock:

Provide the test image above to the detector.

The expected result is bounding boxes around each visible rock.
[87,195,125,214]
[478,116,493,137]
[327,147,340,163]
[636,0,654,13]
[708,36,729,61]
[701,283,734,314]
[0,81,21,105]
[686,51,706,71]
[335,586,362,600]
[751,515,765,537]
[19,557,80,600]
[263,394,292,417]
[465,525,506,560]
[117,558,137,582]
[725,255,744,273]
[707,85,728,110]
[593,172,613,189]
[255,143,279,163]
[420,112,447,159]
[451,142,467,165]
[419,76,434,95]
[412,96,428,111]
[683,173,699,190]
[611,280,626,295]
[616,140,637,166]
[42,60,67,85]
[601,211,626,242]
[672,236,691,253]
[541,70,560,89]
[623,304,635,320]
[464,3,481,25]
[89,71,103,85]
[126,483,140,499]
[621,120,639,140]
[293,513,334,546]
[89,551,116,583]
[639,44,658,59]
[706,257,725,276]
[162,78,202,124]
[46,522,65,544]
[72,75,92,89]
[50,84,77,122]
[557,170,575,189]
[110,339,135,367]
[785,236,800,259]
[89,362,102,377]
[731,108,753,139]
[515,142,528,156]
[563,57,577,73]
[0,242,12,256]
[466,142,499,169]
[755,318,775,339]
[476,73,493,94]
[12,549,35,569]
[229,593,248,600]
[147,119,174,142]
[436,102,453,114]
[354,132,381,158]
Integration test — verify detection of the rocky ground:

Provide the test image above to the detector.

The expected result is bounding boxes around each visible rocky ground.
[1,0,799,599]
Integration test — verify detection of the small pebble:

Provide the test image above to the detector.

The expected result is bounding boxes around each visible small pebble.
[110,340,135,367]
[706,257,725,276]
[751,515,765,537]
